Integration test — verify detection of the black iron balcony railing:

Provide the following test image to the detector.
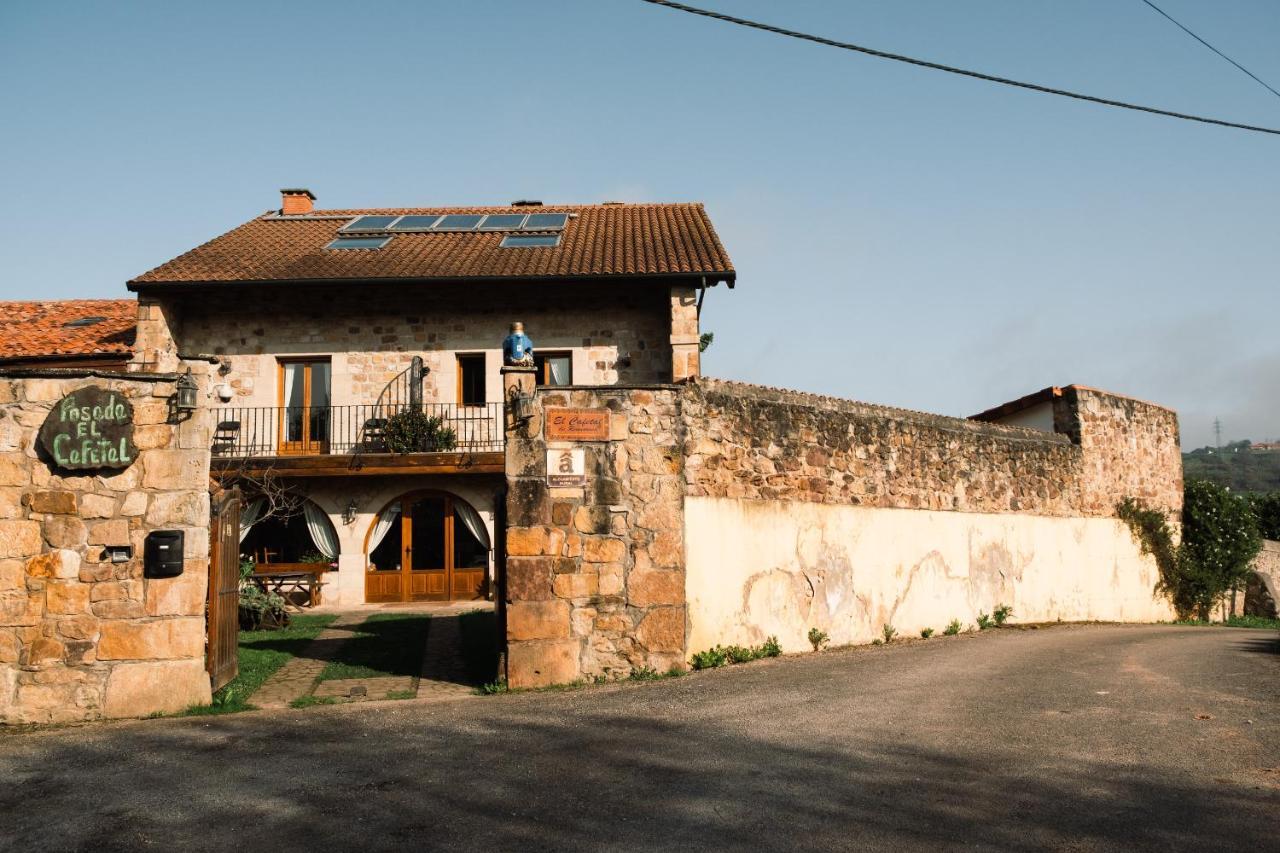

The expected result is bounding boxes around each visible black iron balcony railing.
[211,402,504,458]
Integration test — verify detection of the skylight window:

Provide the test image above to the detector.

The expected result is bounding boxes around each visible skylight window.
[388,215,441,232]
[340,215,399,233]
[500,234,561,248]
[478,213,527,230]
[434,214,485,231]
[521,212,569,231]
[62,316,107,327]
[326,235,392,250]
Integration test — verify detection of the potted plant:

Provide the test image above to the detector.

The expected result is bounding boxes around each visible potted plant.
[384,409,458,453]
[238,558,290,631]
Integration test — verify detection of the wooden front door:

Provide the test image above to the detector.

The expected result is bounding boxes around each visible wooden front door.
[365,493,488,603]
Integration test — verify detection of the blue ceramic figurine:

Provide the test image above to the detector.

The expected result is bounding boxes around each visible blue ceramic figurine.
[502,322,535,367]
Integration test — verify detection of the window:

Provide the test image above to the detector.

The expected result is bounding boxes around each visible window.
[325,236,391,250]
[500,234,560,248]
[534,351,572,386]
[279,359,331,452]
[457,355,486,406]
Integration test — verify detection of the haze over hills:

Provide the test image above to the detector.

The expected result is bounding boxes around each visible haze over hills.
[1183,441,1280,493]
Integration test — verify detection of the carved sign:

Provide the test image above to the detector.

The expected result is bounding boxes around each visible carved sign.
[547,448,586,487]
[544,408,610,441]
[38,387,137,471]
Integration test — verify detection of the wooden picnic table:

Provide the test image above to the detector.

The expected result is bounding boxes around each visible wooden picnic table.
[251,570,324,609]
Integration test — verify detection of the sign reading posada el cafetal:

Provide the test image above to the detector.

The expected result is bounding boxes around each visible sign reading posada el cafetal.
[38,387,138,471]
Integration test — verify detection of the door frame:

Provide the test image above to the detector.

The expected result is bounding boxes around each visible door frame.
[363,489,489,603]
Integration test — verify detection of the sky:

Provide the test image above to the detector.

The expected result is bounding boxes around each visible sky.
[1,0,1277,449]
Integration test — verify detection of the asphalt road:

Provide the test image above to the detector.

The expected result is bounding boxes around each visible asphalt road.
[2,624,1276,852]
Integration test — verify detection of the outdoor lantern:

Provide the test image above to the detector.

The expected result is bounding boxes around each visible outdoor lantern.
[174,370,199,412]
[342,499,359,525]
[509,385,533,424]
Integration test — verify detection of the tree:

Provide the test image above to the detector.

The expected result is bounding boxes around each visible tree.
[1177,479,1263,619]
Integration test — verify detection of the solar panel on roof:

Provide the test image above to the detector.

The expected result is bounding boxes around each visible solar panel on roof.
[340,216,399,233]
[478,214,527,231]
[521,213,568,231]
[434,214,484,231]
[326,235,392,250]
[388,215,442,232]
[500,234,560,248]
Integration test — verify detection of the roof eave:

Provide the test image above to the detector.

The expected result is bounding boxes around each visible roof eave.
[128,270,735,292]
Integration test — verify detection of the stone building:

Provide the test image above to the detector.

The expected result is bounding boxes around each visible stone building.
[1,187,1185,720]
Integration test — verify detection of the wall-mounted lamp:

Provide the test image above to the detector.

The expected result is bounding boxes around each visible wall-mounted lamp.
[508,385,533,424]
[342,499,359,525]
[174,370,199,413]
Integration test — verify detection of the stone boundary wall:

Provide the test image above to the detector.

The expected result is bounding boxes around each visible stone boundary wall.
[681,379,1182,520]
[503,373,686,687]
[1247,540,1280,616]
[0,367,215,724]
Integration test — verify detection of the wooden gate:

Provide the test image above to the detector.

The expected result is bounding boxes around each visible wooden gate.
[207,488,242,692]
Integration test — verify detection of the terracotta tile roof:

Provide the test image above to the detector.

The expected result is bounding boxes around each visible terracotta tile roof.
[129,203,735,287]
[0,299,136,361]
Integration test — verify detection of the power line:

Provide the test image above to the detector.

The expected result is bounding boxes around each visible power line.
[637,0,1280,136]
[1139,0,1280,101]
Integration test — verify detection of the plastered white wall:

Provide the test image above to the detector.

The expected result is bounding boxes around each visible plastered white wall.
[685,496,1175,653]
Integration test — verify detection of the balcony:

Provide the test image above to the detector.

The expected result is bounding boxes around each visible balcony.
[209,402,505,477]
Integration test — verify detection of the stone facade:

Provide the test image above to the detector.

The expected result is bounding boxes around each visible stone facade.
[146,280,691,409]
[503,370,686,687]
[0,368,214,724]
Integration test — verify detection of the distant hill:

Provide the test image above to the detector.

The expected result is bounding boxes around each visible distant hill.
[1183,441,1280,493]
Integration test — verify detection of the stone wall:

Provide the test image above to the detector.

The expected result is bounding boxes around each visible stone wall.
[503,376,1183,684]
[1246,540,1280,617]
[147,280,684,409]
[0,368,214,724]
[503,371,686,687]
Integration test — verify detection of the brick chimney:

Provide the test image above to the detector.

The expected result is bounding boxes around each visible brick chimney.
[280,188,315,215]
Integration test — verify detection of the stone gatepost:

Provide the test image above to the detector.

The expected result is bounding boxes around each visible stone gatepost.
[502,368,688,689]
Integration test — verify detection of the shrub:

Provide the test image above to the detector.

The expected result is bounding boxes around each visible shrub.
[943,619,962,636]
[1120,481,1263,620]
[808,627,829,651]
[920,627,934,639]
[761,636,782,657]
[882,624,897,643]
[1248,492,1280,541]
[993,604,1013,626]
[384,409,457,454]
[976,612,993,630]
[690,647,728,670]
[691,638,780,670]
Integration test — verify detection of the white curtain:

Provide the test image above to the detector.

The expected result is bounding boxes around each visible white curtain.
[454,500,491,550]
[239,499,264,543]
[283,364,297,407]
[548,356,570,385]
[303,501,339,560]
[367,502,400,554]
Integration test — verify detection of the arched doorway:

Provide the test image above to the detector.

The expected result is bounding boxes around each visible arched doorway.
[365,491,490,603]
[239,497,339,570]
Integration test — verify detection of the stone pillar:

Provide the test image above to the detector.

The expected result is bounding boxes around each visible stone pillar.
[130,298,182,374]
[670,285,700,383]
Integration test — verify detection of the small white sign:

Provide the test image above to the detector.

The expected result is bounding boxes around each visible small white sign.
[546,448,586,487]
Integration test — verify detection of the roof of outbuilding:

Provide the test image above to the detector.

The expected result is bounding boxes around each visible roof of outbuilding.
[0,299,136,361]
[129,203,735,287]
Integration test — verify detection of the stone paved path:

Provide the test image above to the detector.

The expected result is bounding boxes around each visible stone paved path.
[250,611,368,709]
[415,612,479,699]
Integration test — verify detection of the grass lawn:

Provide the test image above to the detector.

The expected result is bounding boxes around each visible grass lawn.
[1174,615,1280,630]
[317,613,430,681]
[183,613,337,716]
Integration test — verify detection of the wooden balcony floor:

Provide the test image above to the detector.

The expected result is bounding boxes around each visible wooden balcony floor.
[211,450,505,479]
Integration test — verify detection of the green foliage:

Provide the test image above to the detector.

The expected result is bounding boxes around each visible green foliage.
[993,604,1013,626]
[1170,615,1280,629]
[479,680,509,695]
[808,627,829,651]
[628,666,662,681]
[1119,480,1263,620]
[976,612,993,630]
[698,331,715,353]
[317,614,430,681]
[881,624,897,643]
[943,619,963,636]
[297,550,330,566]
[920,627,934,639]
[1183,442,1280,493]
[1247,492,1280,540]
[386,690,417,700]
[690,637,780,670]
[384,409,457,454]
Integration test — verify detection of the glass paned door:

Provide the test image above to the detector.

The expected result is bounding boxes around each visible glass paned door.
[279,360,330,454]
[405,495,449,601]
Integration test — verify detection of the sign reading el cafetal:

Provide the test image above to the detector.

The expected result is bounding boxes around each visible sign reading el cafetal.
[544,407,610,441]
[38,387,138,471]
